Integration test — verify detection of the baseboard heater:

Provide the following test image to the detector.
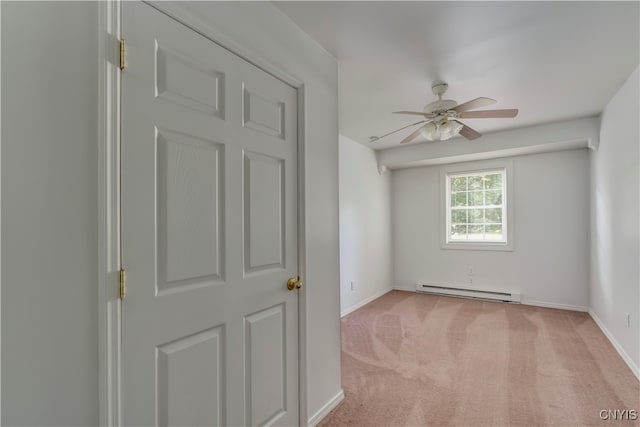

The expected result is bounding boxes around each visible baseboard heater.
[415,283,521,303]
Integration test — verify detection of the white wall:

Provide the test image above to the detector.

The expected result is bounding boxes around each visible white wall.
[1,2,99,425]
[392,149,590,310]
[590,66,639,376]
[339,135,392,316]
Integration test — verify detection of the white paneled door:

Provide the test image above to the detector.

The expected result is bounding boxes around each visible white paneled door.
[121,3,299,426]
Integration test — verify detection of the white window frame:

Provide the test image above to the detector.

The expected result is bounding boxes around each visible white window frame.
[440,159,514,251]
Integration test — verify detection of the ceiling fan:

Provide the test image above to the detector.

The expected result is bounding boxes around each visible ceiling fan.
[370,81,518,144]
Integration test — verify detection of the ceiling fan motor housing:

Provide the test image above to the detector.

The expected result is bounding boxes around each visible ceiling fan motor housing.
[424,99,458,114]
[425,81,458,113]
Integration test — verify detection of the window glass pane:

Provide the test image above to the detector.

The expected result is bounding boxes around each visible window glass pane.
[451,209,467,224]
[468,175,483,190]
[485,208,502,223]
[468,191,484,206]
[485,224,504,240]
[452,192,467,207]
[468,225,483,240]
[484,173,502,190]
[485,190,502,206]
[469,208,484,223]
[445,168,507,245]
[451,176,467,191]
[450,224,467,239]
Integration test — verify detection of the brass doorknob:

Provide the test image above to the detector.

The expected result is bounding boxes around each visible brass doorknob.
[287,277,302,291]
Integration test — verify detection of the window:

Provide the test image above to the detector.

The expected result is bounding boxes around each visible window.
[440,160,514,250]
[447,169,506,242]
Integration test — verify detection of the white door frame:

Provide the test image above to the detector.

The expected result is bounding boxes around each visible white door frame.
[97,1,309,425]
[0,2,3,423]
[97,0,122,425]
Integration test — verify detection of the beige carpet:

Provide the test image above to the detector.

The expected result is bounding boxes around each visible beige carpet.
[320,291,639,427]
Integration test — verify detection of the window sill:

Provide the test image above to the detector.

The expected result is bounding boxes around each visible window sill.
[441,241,514,251]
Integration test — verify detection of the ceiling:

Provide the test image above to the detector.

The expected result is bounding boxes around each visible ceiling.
[274,1,639,150]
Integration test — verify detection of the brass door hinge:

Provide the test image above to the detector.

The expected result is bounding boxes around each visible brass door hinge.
[119,39,126,71]
[119,268,126,300]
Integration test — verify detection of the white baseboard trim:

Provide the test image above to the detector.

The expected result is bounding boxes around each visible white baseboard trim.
[521,299,589,312]
[392,286,416,293]
[589,309,640,380]
[400,289,588,312]
[307,389,345,426]
[341,288,392,317]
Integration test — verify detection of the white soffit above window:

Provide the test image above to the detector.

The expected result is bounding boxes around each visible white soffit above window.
[376,116,599,170]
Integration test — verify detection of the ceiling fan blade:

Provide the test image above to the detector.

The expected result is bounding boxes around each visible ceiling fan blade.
[393,110,430,117]
[454,120,482,140]
[452,97,496,113]
[400,124,426,144]
[458,109,519,119]
[369,120,426,143]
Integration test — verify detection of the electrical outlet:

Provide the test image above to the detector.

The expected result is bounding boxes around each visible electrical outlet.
[468,277,473,285]
[350,281,355,292]
[625,313,630,328]
[467,267,473,276]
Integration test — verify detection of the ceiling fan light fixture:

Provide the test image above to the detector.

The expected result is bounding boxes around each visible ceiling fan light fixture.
[439,131,454,141]
[420,121,438,141]
[439,120,457,140]
[421,119,462,141]
[452,120,464,134]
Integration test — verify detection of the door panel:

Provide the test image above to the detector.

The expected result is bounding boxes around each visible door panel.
[242,87,285,139]
[156,326,224,427]
[244,151,285,274]
[157,129,224,291]
[155,44,225,118]
[244,304,287,426]
[122,3,298,426]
